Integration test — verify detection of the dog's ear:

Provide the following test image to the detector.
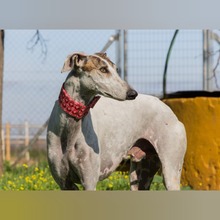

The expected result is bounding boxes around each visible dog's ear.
[61,53,87,73]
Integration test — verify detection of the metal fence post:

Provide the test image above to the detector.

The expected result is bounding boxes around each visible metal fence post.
[115,30,122,77]
[203,30,214,91]
[123,30,128,82]
[117,30,125,80]
[118,30,127,81]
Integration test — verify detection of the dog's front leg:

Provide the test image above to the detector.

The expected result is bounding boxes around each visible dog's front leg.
[47,132,79,190]
[67,141,100,191]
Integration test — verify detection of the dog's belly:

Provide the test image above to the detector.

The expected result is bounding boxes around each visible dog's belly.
[86,94,167,152]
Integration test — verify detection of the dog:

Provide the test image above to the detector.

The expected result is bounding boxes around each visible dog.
[47,52,187,190]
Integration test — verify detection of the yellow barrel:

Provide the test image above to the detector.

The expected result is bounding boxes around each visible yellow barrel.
[163,97,220,190]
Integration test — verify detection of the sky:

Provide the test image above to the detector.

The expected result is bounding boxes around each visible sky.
[2,29,219,126]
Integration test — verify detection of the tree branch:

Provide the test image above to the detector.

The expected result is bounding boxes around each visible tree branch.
[208,31,220,88]
[27,30,48,60]
[209,48,220,88]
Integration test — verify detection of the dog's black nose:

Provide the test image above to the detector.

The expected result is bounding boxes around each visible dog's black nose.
[126,89,138,100]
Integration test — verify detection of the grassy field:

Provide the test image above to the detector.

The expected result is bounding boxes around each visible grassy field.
[0,161,191,191]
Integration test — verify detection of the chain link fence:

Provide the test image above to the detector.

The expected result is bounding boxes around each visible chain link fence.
[2,29,220,156]
[3,30,117,125]
[127,30,204,95]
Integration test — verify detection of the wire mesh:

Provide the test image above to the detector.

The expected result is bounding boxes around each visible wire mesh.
[3,30,116,125]
[3,29,217,142]
[127,30,203,95]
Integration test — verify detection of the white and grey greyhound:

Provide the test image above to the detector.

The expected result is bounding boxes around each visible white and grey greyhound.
[47,52,187,190]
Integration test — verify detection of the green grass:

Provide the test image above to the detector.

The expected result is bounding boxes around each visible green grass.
[0,161,191,191]
[0,161,60,191]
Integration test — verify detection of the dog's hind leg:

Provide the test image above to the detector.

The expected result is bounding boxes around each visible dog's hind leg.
[139,156,161,190]
[160,154,185,191]
[128,139,161,190]
[160,160,182,190]
[158,129,187,191]
[130,156,160,190]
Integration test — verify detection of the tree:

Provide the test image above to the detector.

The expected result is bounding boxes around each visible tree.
[0,30,4,176]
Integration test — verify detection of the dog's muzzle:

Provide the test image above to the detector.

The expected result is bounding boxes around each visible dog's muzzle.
[126,89,138,100]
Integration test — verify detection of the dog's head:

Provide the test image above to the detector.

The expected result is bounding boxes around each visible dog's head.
[61,52,138,101]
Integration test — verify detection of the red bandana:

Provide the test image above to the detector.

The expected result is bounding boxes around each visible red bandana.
[58,84,100,119]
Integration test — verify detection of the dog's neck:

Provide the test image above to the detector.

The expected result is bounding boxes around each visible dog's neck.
[64,73,94,105]
[60,72,100,120]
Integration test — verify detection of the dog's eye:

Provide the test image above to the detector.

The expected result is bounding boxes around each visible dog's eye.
[100,67,108,73]
[116,68,119,72]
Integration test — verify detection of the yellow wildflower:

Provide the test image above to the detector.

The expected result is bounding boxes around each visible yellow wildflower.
[34,167,39,172]
[39,177,47,182]
[39,170,44,177]
[22,164,28,168]
[7,180,13,185]
[25,176,30,183]
[108,183,113,188]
